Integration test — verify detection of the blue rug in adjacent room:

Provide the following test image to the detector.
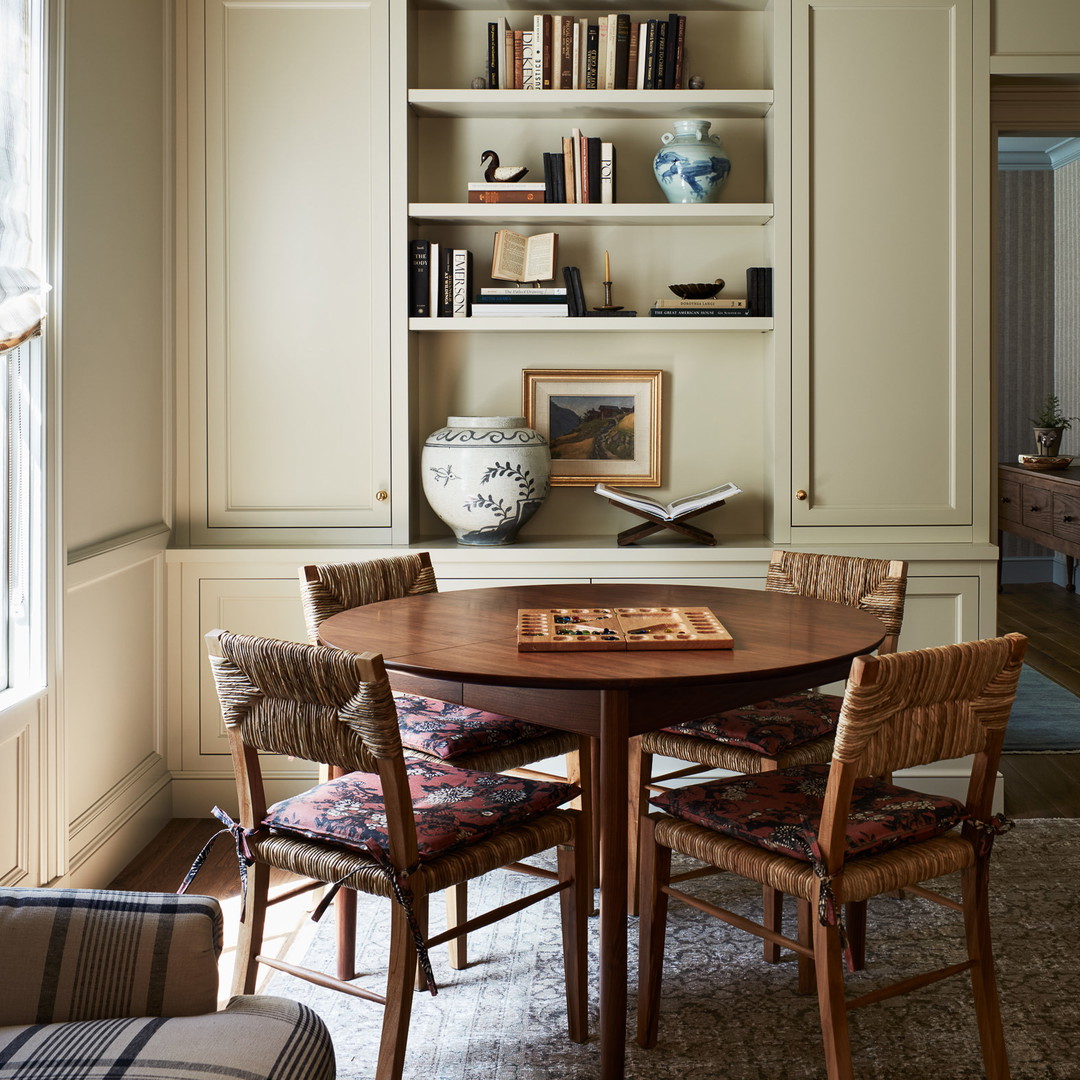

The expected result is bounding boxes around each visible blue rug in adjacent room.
[1003,664,1080,753]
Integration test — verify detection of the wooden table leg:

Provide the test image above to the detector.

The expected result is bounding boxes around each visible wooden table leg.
[599,689,630,1080]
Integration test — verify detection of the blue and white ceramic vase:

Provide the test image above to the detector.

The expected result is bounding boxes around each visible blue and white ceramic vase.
[652,119,731,204]
[421,416,550,545]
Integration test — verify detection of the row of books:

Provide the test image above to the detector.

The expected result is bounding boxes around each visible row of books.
[485,13,688,91]
[544,129,615,204]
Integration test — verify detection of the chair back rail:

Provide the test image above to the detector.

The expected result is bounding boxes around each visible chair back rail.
[765,550,908,652]
[817,633,1027,873]
[299,552,437,644]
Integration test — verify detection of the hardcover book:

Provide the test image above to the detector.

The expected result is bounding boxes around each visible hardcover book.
[467,189,546,203]
[490,229,559,283]
[408,239,431,318]
[586,23,599,89]
[613,13,631,89]
[521,29,536,89]
[451,249,472,317]
[438,247,454,317]
[600,143,616,204]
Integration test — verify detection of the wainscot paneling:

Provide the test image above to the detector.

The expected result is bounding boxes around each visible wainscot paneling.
[61,539,171,886]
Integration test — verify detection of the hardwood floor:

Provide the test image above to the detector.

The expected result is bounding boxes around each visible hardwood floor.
[109,582,1080,901]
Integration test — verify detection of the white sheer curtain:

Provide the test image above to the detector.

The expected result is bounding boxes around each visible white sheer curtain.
[0,0,48,349]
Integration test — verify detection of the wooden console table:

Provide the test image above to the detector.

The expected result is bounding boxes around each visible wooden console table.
[998,462,1080,592]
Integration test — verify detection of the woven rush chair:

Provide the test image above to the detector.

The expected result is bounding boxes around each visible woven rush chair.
[0,888,335,1080]
[202,629,589,1080]
[637,632,1026,1080]
[630,549,908,967]
[300,552,593,979]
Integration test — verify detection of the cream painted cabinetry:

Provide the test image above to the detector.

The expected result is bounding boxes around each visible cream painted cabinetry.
[182,0,398,545]
[787,0,988,542]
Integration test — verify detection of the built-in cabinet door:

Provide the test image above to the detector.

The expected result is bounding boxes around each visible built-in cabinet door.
[789,0,982,536]
[195,0,392,542]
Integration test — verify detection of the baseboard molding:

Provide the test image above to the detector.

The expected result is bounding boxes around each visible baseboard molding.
[999,553,1068,587]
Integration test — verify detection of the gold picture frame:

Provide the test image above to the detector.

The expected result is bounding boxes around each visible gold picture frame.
[522,368,662,486]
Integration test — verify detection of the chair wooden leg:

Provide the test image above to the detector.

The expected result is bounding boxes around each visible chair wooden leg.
[843,900,867,972]
[336,888,357,981]
[962,860,1010,1080]
[797,897,816,994]
[763,885,784,963]
[557,837,590,1043]
[377,903,418,1080]
[567,738,598,910]
[232,860,269,996]
[412,894,430,992]
[589,735,601,890]
[446,883,468,970]
[636,815,671,1049]
[627,736,651,916]
[812,909,854,1080]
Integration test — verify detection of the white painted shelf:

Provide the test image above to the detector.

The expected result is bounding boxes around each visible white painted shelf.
[408,89,774,120]
[408,202,773,226]
[409,317,773,331]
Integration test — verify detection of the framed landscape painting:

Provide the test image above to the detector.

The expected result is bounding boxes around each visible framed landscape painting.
[522,368,662,486]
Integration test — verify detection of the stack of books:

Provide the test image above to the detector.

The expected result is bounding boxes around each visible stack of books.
[649,298,750,318]
[543,129,615,204]
[484,13,688,91]
[472,287,569,318]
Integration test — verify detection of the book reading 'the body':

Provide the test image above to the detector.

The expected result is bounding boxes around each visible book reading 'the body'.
[490,229,559,284]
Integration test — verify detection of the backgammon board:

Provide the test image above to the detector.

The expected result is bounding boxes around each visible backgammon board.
[516,606,734,651]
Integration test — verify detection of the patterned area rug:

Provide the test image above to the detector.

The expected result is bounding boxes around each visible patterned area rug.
[265,819,1079,1079]
[1004,665,1080,753]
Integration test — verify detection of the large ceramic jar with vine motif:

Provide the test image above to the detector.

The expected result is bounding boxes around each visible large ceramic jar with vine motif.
[421,416,550,545]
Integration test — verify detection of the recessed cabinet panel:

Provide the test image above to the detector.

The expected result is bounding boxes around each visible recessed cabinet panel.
[791,0,974,528]
[202,0,390,533]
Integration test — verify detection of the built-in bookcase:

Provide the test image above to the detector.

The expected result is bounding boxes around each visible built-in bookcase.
[395,1,781,543]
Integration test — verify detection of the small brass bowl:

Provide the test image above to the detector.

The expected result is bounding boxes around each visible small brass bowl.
[668,279,724,300]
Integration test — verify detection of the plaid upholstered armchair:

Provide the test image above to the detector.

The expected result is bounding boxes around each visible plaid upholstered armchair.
[0,887,335,1080]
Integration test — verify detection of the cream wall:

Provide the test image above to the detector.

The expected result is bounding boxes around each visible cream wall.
[52,0,173,886]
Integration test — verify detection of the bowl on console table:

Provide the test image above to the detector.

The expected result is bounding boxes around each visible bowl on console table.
[1018,454,1074,471]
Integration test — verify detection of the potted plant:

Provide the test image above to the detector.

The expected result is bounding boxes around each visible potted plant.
[1030,394,1079,457]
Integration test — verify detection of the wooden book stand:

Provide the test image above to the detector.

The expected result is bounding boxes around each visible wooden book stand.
[599,496,726,546]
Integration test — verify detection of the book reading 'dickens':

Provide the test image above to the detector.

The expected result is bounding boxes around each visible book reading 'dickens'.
[491,229,559,284]
[517,606,734,652]
[594,481,742,521]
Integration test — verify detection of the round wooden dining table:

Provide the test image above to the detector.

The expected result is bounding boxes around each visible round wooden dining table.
[317,581,886,1080]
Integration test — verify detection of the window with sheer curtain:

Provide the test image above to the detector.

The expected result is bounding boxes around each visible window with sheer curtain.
[0,0,46,697]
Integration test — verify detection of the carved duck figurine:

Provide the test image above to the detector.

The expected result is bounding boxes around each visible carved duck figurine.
[481,150,528,183]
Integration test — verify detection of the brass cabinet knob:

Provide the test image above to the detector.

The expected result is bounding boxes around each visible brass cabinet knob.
[795,489,807,501]
[375,490,389,502]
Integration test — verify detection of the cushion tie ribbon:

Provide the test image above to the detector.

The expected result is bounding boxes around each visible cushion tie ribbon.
[177,806,256,919]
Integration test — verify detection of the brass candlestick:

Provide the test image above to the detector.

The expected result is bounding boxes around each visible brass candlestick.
[593,280,624,312]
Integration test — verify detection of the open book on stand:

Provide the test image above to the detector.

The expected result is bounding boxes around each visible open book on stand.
[595,481,742,546]
[595,481,741,521]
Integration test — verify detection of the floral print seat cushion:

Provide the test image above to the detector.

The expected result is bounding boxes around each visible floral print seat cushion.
[393,692,552,759]
[263,759,579,861]
[660,691,841,756]
[650,764,966,864]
